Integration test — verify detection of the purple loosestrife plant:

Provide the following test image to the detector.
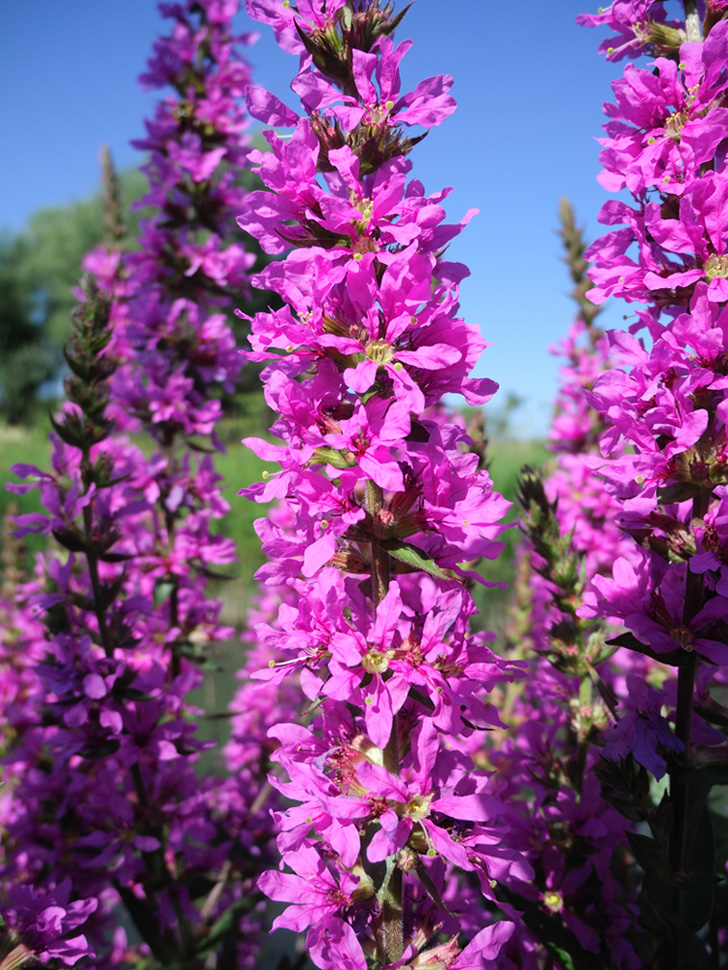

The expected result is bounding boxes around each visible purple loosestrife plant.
[4,279,253,969]
[89,0,252,696]
[237,2,529,967]
[2,281,153,966]
[0,520,98,969]
[1,4,281,966]
[100,0,256,682]
[113,0,257,441]
[576,1,728,964]
[2,269,259,970]
[489,205,648,969]
[97,7,289,951]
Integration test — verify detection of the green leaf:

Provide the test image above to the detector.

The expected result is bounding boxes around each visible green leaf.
[97,573,125,611]
[658,482,702,504]
[494,884,606,970]
[52,527,88,553]
[185,437,217,454]
[628,827,673,922]
[594,756,652,822]
[693,700,728,728]
[379,539,454,581]
[607,632,693,668]
[360,382,386,404]
[62,344,92,382]
[680,763,728,786]
[193,897,259,960]
[114,882,178,965]
[153,581,176,608]
[310,446,355,470]
[118,687,155,701]
[416,864,459,918]
[627,832,668,882]
[383,1,415,35]
[681,798,715,933]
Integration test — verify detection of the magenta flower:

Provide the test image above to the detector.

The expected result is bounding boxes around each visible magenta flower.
[1,881,98,967]
[576,1,682,61]
[292,36,455,131]
[258,844,362,934]
[240,3,527,966]
[602,675,684,778]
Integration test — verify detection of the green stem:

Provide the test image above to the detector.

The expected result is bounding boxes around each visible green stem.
[131,762,150,808]
[380,866,404,964]
[667,652,697,970]
[371,540,391,609]
[571,674,593,796]
[366,480,391,607]
[669,652,697,867]
[667,490,709,967]
[381,685,403,962]
[683,0,701,42]
[80,449,113,657]
[364,477,402,961]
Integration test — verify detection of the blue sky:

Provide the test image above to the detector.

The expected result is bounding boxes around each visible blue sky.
[1,1,627,438]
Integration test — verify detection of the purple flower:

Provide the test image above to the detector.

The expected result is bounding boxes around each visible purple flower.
[2,881,97,966]
[602,675,684,779]
[258,844,363,934]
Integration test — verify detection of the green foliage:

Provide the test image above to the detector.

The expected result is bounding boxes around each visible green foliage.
[381,538,455,580]
[495,884,608,970]
[0,234,58,424]
[0,133,281,423]
[0,423,52,558]
[0,169,149,425]
[471,437,549,633]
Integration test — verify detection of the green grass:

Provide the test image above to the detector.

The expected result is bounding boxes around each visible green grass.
[0,411,548,616]
[469,437,550,633]
[0,422,55,560]
[209,435,274,624]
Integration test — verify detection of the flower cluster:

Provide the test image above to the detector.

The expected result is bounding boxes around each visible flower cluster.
[0,2,278,966]
[577,5,728,670]
[576,2,685,62]
[110,0,257,437]
[573,1,728,961]
[492,204,647,967]
[513,201,638,658]
[1,282,238,967]
[237,3,525,967]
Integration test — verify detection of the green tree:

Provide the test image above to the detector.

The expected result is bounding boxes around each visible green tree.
[0,168,149,425]
[0,138,280,426]
[0,233,58,424]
